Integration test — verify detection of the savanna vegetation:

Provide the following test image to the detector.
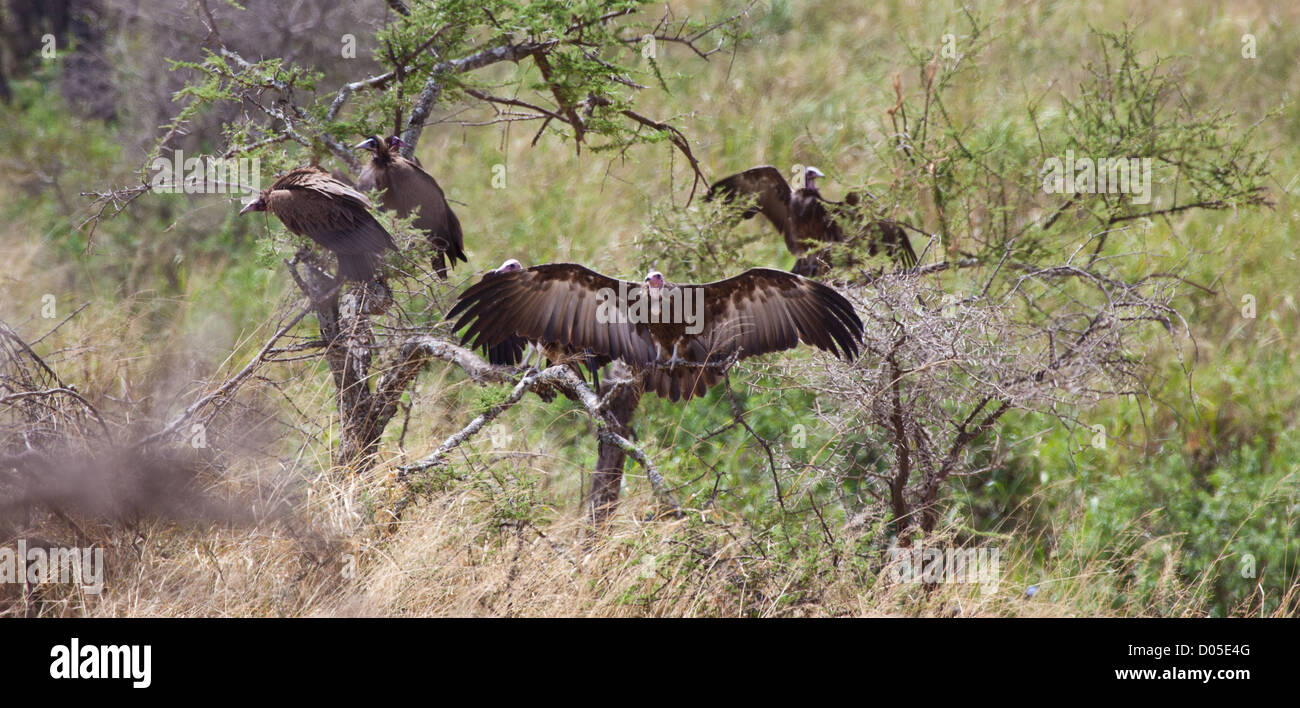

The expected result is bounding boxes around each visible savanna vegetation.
[0,0,1296,617]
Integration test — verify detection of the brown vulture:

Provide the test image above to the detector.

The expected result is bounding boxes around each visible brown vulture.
[448,263,864,401]
[356,134,466,279]
[240,166,397,282]
[706,165,917,276]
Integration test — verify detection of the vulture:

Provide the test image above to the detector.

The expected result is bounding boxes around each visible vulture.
[356,134,466,279]
[448,263,864,401]
[706,165,917,276]
[240,166,397,282]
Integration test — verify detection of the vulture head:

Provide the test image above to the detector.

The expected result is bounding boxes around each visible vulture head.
[356,134,408,157]
[644,269,665,293]
[238,196,267,215]
[802,166,825,191]
[355,135,389,156]
[497,258,523,274]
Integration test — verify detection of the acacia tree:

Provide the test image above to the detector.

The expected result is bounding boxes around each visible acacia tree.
[79,2,750,494]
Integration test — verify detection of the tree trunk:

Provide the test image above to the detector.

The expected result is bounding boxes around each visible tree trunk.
[289,253,395,472]
[587,361,641,525]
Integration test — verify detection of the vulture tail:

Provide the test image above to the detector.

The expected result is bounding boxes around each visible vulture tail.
[486,335,526,366]
[431,250,449,280]
[896,235,918,268]
[587,352,601,393]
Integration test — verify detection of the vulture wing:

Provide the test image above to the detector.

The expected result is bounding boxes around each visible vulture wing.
[863,219,918,268]
[691,268,863,365]
[264,167,397,281]
[469,268,529,366]
[706,166,792,233]
[839,191,918,268]
[448,263,659,368]
[449,265,863,402]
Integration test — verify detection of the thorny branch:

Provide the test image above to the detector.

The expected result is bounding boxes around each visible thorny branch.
[390,337,679,515]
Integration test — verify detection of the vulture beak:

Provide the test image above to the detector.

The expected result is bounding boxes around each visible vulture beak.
[354,137,379,151]
[239,198,264,215]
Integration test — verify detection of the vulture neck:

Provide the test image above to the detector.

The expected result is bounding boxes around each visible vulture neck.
[648,286,663,316]
[371,142,395,166]
[640,284,694,357]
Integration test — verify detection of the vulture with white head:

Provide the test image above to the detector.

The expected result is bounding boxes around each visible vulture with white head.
[448,264,863,401]
[356,134,466,279]
[707,165,917,276]
[240,166,397,282]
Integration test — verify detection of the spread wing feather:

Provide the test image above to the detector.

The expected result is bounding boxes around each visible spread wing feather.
[706,166,792,234]
[448,263,658,368]
[448,264,863,402]
[697,268,863,363]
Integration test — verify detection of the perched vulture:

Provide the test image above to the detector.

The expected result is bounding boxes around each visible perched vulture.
[448,264,864,401]
[707,165,917,276]
[240,166,397,282]
[356,134,466,279]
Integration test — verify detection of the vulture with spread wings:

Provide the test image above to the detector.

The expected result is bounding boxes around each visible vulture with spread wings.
[240,166,397,282]
[356,135,466,279]
[448,263,864,401]
[707,165,917,276]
